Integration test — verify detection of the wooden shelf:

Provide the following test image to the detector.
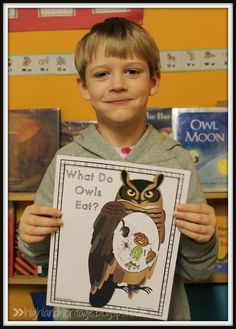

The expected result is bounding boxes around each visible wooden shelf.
[8,192,36,201]
[204,192,227,199]
[8,275,47,285]
[185,271,228,284]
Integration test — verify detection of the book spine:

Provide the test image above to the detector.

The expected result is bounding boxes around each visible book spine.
[215,216,228,273]
[14,219,39,276]
[8,201,15,277]
[14,255,39,276]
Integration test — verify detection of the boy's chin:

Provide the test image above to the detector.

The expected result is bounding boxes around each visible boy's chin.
[103,118,138,127]
[97,111,146,128]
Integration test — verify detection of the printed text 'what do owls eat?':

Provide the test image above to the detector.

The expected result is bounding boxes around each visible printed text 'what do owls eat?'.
[66,169,113,211]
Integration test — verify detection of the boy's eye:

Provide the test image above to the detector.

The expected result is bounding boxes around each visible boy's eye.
[126,69,140,76]
[94,71,110,78]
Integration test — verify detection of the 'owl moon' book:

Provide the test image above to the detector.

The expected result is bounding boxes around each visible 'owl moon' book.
[47,156,190,321]
[172,107,228,192]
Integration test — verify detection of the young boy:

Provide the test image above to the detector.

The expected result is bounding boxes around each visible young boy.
[19,17,217,321]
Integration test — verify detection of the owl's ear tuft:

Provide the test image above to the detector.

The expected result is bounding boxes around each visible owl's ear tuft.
[121,170,130,184]
[153,173,164,187]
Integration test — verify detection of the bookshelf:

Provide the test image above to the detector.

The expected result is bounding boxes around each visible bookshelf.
[8,192,36,201]
[185,272,228,284]
[204,192,227,199]
[9,275,47,285]
[8,191,228,285]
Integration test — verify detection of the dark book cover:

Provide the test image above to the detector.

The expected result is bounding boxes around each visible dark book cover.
[60,120,97,147]
[146,108,172,137]
[8,201,15,277]
[9,108,60,192]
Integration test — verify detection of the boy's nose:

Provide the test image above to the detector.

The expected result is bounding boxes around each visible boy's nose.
[109,73,127,92]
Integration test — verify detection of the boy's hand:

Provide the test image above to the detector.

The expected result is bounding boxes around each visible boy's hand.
[174,203,216,243]
[19,204,63,244]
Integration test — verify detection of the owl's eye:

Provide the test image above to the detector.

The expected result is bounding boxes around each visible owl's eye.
[145,191,154,198]
[127,189,136,197]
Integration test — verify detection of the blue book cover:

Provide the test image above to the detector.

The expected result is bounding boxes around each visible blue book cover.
[172,108,228,192]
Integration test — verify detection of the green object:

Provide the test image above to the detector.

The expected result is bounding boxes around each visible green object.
[130,245,143,261]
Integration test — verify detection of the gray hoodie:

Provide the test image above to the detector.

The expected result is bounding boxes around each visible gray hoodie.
[19,124,217,321]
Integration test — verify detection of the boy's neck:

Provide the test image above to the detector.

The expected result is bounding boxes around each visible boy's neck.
[96,121,147,148]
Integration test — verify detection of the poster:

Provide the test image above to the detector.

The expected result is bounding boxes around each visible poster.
[47,156,190,320]
[8,8,143,32]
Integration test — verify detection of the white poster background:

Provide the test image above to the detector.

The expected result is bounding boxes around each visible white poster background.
[47,155,190,320]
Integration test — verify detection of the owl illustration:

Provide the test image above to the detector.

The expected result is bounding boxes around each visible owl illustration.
[88,170,165,307]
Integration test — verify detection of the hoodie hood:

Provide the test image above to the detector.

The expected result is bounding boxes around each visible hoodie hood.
[72,124,183,165]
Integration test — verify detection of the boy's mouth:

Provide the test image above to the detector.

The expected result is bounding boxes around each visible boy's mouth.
[106,99,132,105]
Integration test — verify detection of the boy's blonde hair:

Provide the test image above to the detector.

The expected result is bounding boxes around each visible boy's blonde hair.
[74,17,161,83]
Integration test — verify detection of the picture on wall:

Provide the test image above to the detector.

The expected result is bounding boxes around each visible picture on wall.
[8,8,143,31]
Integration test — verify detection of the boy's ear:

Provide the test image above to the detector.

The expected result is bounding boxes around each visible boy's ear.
[149,71,161,96]
[76,77,90,100]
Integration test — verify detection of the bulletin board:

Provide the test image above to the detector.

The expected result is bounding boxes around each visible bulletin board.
[8,8,143,31]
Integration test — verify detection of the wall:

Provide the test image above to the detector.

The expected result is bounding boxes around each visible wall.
[8,7,228,321]
[9,8,228,120]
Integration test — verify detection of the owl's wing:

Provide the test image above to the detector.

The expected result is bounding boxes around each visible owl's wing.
[89,201,126,294]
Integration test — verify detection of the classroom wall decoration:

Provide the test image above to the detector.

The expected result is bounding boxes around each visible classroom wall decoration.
[8,8,143,31]
[8,48,227,76]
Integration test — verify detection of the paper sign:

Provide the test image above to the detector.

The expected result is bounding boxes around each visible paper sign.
[47,156,190,320]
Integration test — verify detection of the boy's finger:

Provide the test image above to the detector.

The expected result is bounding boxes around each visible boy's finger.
[174,211,207,224]
[175,203,214,215]
[25,204,62,217]
[25,215,63,227]
[176,226,210,243]
[22,224,60,236]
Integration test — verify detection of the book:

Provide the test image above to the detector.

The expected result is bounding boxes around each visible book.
[172,108,228,192]
[9,108,60,192]
[8,201,15,277]
[60,120,97,147]
[215,216,228,273]
[14,216,42,276]
[146,108,172,137]
[47,155,190,320]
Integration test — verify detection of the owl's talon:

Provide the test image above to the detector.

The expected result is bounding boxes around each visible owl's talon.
[115,284,152,295]
[145,287,153,294]
[116,285,129,293]
[133,285,153,295]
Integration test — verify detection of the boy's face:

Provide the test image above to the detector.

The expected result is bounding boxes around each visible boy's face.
[78,44,160,128]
